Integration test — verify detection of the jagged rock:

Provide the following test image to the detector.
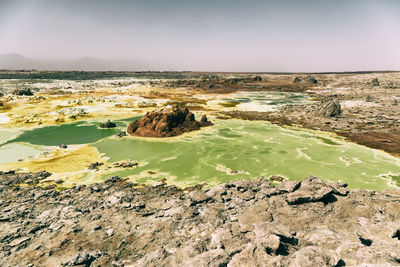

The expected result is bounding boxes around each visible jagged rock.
[1,172,400,266]
[0,171,51,186]
[317,100,342,118]
[259,234,281,254]
[286,176,335,205]
[99,120,117,128]
[293,76,317,84]
[63,251,102,266]
[372,78,380,86]
[305,76,318,84]
[88,162,104,170]
[269,175,286,182]
[127,107,213,137]
[289,246,341,267]
[13,88,34,96]
[113,162,138,168]
[9,236,31,247]
[116,131,127,138]
[59,144,68,149]
[278,180,300,193]
[189,190,211,205]
[200,114,213,126]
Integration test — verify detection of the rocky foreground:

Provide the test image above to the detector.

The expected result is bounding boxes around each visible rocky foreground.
[127,107,212,137]
[1,172,400,266]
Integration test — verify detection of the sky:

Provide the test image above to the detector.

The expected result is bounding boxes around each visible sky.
[0,0,399,72]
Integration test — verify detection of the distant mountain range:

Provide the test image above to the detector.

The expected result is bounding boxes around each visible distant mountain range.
[0,53,157,71]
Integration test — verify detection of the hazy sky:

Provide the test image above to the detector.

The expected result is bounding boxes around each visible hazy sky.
[0,0,399,71]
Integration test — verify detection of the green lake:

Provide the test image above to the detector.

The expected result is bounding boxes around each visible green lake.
[1,118,400,190]
[91,119,400,190]
[1,88,399,191]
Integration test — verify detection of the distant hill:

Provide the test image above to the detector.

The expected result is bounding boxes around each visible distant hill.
[0,53,154,71]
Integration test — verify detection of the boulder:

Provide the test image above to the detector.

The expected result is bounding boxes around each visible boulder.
[317,100,342,118]
[127,107,213,137]
[293,76,317,84]
[13,88,34,96]
[305,76,318,84]
[289,246,341,267]
[371,78,380,86]
[286,176,335,205]
[99,120,116,128]
[116,131,127,138]
[88,162,104,170]
[63,251,102,266]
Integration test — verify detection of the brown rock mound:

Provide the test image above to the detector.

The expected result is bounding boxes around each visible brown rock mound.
[127,107,213,137]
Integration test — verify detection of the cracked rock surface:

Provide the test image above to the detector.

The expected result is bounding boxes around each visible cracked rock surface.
[1,172,400,266]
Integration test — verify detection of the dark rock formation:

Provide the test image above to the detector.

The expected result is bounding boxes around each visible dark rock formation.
[317,100,342,118]
[372,78,380,86]
[59,144,68,149]
[116,131,127,138]
[99,120,116,128]
[113,162,138,168]
[0,170,51,186]
[305,76,318,84]
[88,162,104,170]
[294,76,318,84]
[253,76,263,81]
[127,107,213,137]
[13,88,34,96]
[1,172,400,266]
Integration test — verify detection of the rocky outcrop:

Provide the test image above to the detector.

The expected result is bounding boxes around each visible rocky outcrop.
[116,131,127,138]
[0,170,51,186]
[316,100,342,118]
[1,172,400,266]
[88,162,104,170]
[127,107,213,137]
[13,88,34,96]
[59,144,68,149]
[294,76,318,84]
[372,78,380,86]
[99,120,116,128]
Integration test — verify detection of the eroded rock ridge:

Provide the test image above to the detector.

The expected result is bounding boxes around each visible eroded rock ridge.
[127,107,213,137]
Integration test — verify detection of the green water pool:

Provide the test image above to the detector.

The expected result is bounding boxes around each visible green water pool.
[92,119,400,190]
[5,116,141,146]
[1,118,400,190]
